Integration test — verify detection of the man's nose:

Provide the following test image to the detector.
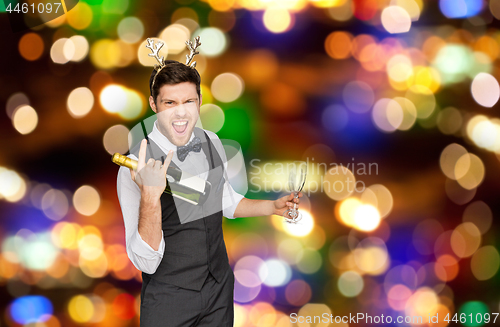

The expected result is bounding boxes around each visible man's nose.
[174,103,187,116]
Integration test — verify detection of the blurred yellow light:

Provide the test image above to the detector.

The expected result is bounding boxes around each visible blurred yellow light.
[405,85,436,118]
[336,197,361,227]
[392,0,421,20]
[353,238,389,275]
[100,85,127,113]
[471,245,500,281]
[451,222,481,258]
[381,6,412,34]
[66,2,92,30]
[234,304,248,327]
[413,66,441,93]
[90,39,121,69]
[454,153,485,190]
[362,184,393,218]
[4,176,26,202]
[67,87,94,118]
[199,104,225,133]
[208,0,235,11]
[114,40,135,68]
[103,124,131,155]
[263,7,292,33]
[277,238,303,264]
[282,210,314,237]
[79,234,104,260]
[393,97,417,130]
[118,17,145,44]
[296,248,322,274]
[69,35,89,62]
[353,204,381,232]
[0,169,23,198]
[338,271,364,297]
[323,167,356,201]
[73,185,101,216]
[471,119,498,150]
[68,295,94,323]
[405,287,439,318]
[159,24,191,55]
[51,38,72,64]
[387,54,413,82]
[437,107,462,135]
[80,252,108,278]
[463,201,492,235]
[118,89,145,120]
[310,0,346,8]
[298,304,332,325]
[372,98,404,133]
[327,0,354,21]
[211,72,245,103]
[60,223,80,249]
[440,143,468,180]
[12,105,38,134]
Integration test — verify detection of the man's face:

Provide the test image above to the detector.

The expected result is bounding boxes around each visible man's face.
[149,82,202,147]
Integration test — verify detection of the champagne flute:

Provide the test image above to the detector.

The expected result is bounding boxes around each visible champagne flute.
[283,161,307,223]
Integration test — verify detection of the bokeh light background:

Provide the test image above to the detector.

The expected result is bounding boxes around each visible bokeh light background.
[1,0,500,326]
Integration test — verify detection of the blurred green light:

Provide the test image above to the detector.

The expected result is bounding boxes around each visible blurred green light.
[459,301,489,327]
[217,108,252,151]
[102,0,129,14]
[433,45,473,84]
[84,0,104,5]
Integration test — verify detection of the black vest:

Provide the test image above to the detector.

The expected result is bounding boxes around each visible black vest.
[130,127,231,291]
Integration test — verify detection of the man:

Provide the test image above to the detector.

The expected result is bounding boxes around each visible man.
[116,38,301,327]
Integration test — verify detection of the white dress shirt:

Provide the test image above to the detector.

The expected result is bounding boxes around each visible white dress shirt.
[116,120,245,274]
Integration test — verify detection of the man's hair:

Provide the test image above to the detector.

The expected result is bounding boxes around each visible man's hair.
[149,60,201,106]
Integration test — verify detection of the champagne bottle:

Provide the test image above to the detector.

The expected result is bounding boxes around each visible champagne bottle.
[112,153,211,205]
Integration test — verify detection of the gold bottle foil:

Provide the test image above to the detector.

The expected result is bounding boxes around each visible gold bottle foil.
[112,153,138,171]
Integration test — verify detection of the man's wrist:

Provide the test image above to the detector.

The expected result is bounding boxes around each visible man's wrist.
[270,200,280,216]
[140,190,161,206]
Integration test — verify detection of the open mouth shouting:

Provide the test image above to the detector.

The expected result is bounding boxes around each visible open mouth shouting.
[172,120,188,135]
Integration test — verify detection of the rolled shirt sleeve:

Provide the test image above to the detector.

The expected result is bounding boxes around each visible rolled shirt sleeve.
[116,156,165,274]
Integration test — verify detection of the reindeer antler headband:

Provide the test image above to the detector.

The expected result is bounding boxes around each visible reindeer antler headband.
[146,36,202,91]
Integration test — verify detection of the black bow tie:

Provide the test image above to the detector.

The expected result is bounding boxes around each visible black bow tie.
[177,136,202,162]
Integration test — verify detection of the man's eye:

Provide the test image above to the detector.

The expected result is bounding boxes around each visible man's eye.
[165,102,173,105]
[187,100,193,103]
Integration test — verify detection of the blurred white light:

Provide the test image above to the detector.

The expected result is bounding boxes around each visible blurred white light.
[259,259,291,287]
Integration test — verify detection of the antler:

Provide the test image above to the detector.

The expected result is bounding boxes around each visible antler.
[185,36,202,68]
[146,38,165,70]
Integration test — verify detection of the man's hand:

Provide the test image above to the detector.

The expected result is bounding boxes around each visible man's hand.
[130,139,174,200]
[273,192,303,216]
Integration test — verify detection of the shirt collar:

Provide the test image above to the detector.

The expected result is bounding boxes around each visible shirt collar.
[149,119,195,151]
